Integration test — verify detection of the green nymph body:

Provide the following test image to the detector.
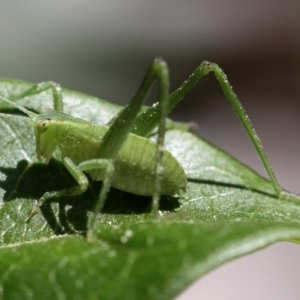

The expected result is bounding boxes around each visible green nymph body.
[35,111,186,196]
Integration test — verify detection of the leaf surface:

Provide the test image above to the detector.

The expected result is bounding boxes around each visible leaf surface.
[0,78,300,299]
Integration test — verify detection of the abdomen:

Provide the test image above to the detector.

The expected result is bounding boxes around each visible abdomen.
[89,133,187,196]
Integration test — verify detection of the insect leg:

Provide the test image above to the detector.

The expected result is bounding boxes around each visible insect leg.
[27,156,114,240]
[27,156,89,223]
[133,60,282,198]
[78,159,114,242]
[10,81,63,112]
[96,57,170,217]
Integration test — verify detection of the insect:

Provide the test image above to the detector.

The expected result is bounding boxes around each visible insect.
[0,58,284,241]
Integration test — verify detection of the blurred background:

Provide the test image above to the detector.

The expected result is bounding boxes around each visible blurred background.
[1,1,300,299]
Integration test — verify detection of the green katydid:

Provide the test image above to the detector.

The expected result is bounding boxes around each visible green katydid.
[0,58,284,241]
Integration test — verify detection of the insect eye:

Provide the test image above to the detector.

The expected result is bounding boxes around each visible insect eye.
[37,118,51,133]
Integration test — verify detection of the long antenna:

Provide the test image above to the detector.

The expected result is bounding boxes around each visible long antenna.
[0,95,38,123]
[0,113,33,124]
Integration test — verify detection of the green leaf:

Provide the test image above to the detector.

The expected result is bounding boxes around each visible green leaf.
[1,78,300,299]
